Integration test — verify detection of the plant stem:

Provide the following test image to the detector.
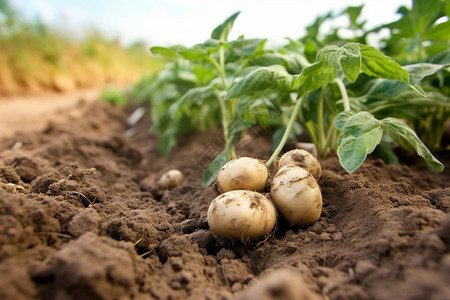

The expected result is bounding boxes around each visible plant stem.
[266,96,303,167]
[209,55,227,90]
[209,54,236,160]
[334,78,350,111]
[317,87,327,158]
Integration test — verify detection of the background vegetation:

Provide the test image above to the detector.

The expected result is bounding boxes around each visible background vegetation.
[0,0,162,96]
[126,0,449,180]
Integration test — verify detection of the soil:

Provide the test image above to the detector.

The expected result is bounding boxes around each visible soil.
[0,95,449,300]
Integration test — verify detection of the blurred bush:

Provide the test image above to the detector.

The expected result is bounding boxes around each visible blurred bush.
[0,0,163,96]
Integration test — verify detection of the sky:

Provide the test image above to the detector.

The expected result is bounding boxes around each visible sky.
[12,0,412,47]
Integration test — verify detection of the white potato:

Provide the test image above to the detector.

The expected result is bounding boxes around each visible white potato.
[207,190,277,241]
[270,165,322,226]
[278,149,321,180]
[215,157,269,194]
[157,169,184,190]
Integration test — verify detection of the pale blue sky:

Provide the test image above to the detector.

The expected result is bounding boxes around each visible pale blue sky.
[13,0,411,47]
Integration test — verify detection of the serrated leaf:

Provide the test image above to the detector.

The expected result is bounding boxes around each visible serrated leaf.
[380,118,444,172]
[150,46,179,58]
[211,11,240,41]
[292,60,335,97]
[225,65,292,100]
[336,111,383,173]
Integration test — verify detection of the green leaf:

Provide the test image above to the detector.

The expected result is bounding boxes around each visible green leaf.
[225,65,292,100]
[384,0,444,38]
[178,48,208,60]
[292,60,335,97]
[366,79,409,99]
[158,127,178,156]
[424,20,450,41]
[342,5,364,27]
[380,118,444,172]
[359,44,410,84]
[366,63,449,99]
[337,43,361,83]
[304,40,317,63]
[334,110,355,131]
[202,149,229,186]
[336,111,383,173]
[373,136,400,166]
[211,11,240,42]
[317,45,339,68]
[250,52,305,73]
[404,63,450,84]
[229,38,266,57]
[169,84,218,119]
[150,46,179,58]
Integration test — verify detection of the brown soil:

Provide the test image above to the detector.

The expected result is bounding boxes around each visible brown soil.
[0,97,449,300]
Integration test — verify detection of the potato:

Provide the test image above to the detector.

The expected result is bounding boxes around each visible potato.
[157,169,184,190]
[207,190,277,241]
[270,165,322,227]
[215,157,269,194]
[278,149,321,180]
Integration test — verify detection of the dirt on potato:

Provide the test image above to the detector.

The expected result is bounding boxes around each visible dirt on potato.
[0,98,449,300]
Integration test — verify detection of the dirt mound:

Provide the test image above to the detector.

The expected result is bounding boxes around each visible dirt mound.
[0,100,449,299]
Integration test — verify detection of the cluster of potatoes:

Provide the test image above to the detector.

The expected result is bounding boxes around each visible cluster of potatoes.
[207,149,323,242]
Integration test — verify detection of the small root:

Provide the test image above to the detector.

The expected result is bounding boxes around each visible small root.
[66,191,94,205]
[36,232,72,238]
[140,249,153,258]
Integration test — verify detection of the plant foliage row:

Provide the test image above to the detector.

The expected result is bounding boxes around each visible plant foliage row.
[131,0,449,185]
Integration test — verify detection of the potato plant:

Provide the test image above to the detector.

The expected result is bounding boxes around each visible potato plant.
[140,0,447,185]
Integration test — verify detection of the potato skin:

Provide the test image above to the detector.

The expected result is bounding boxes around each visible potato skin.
[215,157,269,194]
[270,165,322,227]
[207,190,277,241]
[278,149,321,180]
[157,169,184,190]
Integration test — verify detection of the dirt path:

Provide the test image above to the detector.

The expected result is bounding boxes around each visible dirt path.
[0,89,100,140]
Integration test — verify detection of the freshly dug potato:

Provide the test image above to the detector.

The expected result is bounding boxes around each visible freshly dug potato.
[278,149,321,180]
[207,190,277,241]
[270,165,322,227]
[157,169,184,190]
[215,157,269,194]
